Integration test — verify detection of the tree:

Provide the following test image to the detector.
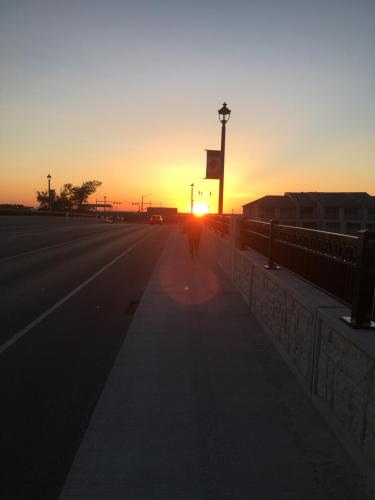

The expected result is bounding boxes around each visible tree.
[36,191,49,209]
[52,184,74,211]
[70,180,102,210]
[36,180,102,211]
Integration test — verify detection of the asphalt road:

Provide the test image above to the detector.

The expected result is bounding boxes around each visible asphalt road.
[0,216,172,500]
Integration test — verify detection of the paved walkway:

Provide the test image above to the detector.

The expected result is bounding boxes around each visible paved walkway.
[60,228,374,499]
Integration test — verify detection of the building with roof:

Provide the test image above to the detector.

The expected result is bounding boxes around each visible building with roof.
[243,192,375,234]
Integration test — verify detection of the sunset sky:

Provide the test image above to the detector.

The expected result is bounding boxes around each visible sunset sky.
[1,0,374,213]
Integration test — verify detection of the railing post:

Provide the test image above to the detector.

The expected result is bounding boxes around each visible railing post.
[212,215,219,234]
[264,219,280,270]
[342,230,375,329]
[221,216,226,236]
[234,216,245,250]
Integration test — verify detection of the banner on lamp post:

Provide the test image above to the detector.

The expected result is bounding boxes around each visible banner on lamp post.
[205,150,222,179]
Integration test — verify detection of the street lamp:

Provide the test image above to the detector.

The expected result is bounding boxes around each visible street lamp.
[218,102,231,215]
[141,193,152,213]
[47,174,52,210]
[190,183,194,214]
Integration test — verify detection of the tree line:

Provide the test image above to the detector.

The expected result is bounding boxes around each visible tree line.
[36,180,102,211]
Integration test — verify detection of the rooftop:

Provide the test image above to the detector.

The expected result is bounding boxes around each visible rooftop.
[243,192,375,208]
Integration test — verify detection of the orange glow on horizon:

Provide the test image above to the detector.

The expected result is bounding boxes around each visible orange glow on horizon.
[1,3,375,213]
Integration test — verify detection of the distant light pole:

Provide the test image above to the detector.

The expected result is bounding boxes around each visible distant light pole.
[141,193,152,213]
[218,102,231,215]
[190,183,194,213]
[47,174,52,210]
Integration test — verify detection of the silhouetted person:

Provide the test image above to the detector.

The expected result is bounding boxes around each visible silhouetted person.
[184,215,203,259]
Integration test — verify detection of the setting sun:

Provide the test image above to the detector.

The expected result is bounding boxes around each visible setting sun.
[193,202,209,215]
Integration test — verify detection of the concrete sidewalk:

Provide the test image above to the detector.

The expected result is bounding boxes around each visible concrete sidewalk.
[60,228,373,499]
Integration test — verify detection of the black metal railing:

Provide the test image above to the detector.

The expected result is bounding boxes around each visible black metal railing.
[209,216,375,327]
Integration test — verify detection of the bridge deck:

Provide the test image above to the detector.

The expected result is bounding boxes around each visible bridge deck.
[61,227,373,499]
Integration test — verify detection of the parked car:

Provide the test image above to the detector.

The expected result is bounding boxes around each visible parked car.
[149,214,163,225]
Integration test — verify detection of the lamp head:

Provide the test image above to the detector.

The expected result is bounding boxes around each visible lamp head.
[218,102,231,123]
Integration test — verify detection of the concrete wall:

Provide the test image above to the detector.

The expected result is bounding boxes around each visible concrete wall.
[204,218,375,481]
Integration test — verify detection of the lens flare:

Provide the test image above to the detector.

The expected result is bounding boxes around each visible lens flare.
[159,260,219,305]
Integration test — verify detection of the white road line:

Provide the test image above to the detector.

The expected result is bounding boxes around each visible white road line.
[0,222,105,239]
[0,236,94,263]
[0,231,153,356]
[0,225,139,263]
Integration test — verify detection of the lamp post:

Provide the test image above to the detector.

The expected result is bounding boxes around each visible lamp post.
[218,102,231,215]
[190,183,194,214]
[141,193,152,213]
[47,174,52,210]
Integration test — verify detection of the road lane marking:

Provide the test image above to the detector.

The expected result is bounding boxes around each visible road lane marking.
[0,225,141,263]
[0,230,153,356]
[0,236,97,263]
[0,222,106,239]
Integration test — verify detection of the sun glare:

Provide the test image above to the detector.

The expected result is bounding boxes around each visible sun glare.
[193,202,209,216]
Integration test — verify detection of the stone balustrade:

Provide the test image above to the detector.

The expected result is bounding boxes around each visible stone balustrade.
[204,217,375,482]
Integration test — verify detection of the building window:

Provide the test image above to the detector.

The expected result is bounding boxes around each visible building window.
[300,207,314,218]
[344,207,359,217]
[280,207,296,218]
[260,208,275,219]
[325,207,339,218]
[244,207,256,218]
